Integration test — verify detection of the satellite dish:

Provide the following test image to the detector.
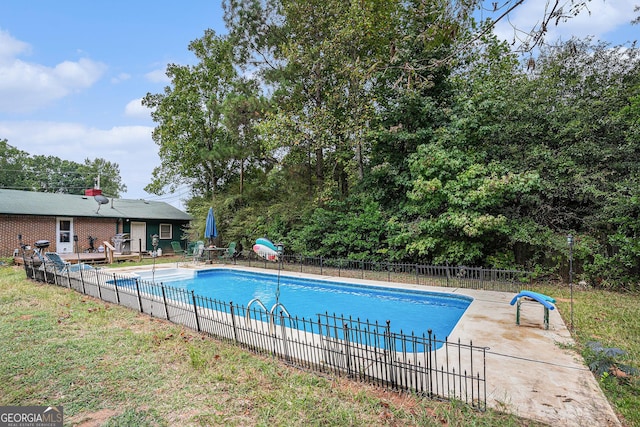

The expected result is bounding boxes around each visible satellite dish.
[95,194,109,213]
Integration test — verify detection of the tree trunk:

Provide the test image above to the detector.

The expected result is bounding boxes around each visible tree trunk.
[240,158,245,195]
[315,147,324,187]
[356,143,364,180]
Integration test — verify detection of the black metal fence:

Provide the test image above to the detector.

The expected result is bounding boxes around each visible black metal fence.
[215,252,531,293]
[24,260,487,411]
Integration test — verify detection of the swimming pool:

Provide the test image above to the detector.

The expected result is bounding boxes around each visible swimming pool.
[135,268,472,339]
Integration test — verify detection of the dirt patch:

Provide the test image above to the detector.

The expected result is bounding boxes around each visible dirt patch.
[70,409,119,426]
[501,325,545,341]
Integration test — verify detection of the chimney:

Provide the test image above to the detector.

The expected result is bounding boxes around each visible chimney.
[85,188,102,196]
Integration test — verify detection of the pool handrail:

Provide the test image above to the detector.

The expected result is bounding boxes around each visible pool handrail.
[246,298,294,334]
[270,302,291,319]
[246,298,269,318]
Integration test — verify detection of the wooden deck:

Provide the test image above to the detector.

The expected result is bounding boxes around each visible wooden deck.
[102,241,143,263]
[59,253,108,264]
[13,252,106,265]
[13,250,143,265]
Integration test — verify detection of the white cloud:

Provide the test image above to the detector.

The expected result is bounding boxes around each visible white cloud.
[0,120,158,200]
[0,30,106,113]
[145,68,170,84]
[124,98,152,119]
[54,58,106,87]
[111,72,131,84]
[492,0,637,47]
[0,28,30,58]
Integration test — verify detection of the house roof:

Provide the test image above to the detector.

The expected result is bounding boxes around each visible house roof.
[0,189,192,221]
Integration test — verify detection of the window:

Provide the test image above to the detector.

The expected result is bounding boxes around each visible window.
[59,220,71,242]
[159,224,172,239]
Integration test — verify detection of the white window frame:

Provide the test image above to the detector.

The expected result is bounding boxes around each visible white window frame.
[159,223,172,240]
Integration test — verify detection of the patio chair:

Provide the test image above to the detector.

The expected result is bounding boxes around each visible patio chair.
[191,242,205,264]
[44,252,72,272]
[219,242,237,260]
[171,241,186,256]
[45,252,97,273]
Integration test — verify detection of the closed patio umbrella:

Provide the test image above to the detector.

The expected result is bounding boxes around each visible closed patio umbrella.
[204,207,217,245]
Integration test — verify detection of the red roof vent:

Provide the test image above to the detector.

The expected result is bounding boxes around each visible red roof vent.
[85,188,102,196]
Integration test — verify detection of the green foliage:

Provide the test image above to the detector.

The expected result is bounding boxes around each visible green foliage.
[288,196,387,260]
[141,3,640,287]
[0,139,126,196]
[583,341,638,380]
[143,30,266,200]
[389,140,541,265]
[188,345,208,371]
[0,139,29,190]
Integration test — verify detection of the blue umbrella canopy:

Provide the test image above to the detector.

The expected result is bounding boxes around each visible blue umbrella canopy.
[204,207,217,241]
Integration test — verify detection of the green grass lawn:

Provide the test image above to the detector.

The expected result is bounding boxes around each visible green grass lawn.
[1,262,638,426]
[530,282,640,426]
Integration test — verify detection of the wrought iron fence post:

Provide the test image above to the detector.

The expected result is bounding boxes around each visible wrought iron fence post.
[161,285,169,320]
[385,320,395,389]
[470,339,475,406]
[79,267,86,294]
[191,290,201,332]
[281,312,290,362]
[482,345,487,411]
[93,268,99,289]
[320,257,323,275]
[343,322,352,376]
[113,274,120,305]
[229,301,238,343]
[135,278,143,313]
[427,329,433,396]
[96,270,102,300]
[445,337,450,397]
[446,265,450,287]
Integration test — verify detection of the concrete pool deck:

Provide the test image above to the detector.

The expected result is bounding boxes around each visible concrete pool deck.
[446,287,620,427]
[115,264,621,426]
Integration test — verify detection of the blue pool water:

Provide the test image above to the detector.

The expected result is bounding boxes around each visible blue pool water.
[148,269,472,339]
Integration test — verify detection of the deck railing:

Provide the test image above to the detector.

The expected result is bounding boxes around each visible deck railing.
[23,261,487,411]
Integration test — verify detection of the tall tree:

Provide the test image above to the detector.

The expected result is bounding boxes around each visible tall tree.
[221,79,269,195]
[143,30,240,200]
[0,140,30,190]
[81,158,127,197]
[0,140,126,196]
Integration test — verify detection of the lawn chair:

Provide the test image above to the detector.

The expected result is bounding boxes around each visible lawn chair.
[171,241,186,256]
[44,252,72,272]
[219,242,237,261]
[191,242,205,264]
[45,252,97,273]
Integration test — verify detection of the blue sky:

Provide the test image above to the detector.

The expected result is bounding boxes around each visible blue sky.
[0,1,637,209]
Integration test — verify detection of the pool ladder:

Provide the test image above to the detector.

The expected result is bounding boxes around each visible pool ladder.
[246,298,293,333]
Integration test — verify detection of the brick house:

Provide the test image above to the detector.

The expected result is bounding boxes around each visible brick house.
[0,189,192,258]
